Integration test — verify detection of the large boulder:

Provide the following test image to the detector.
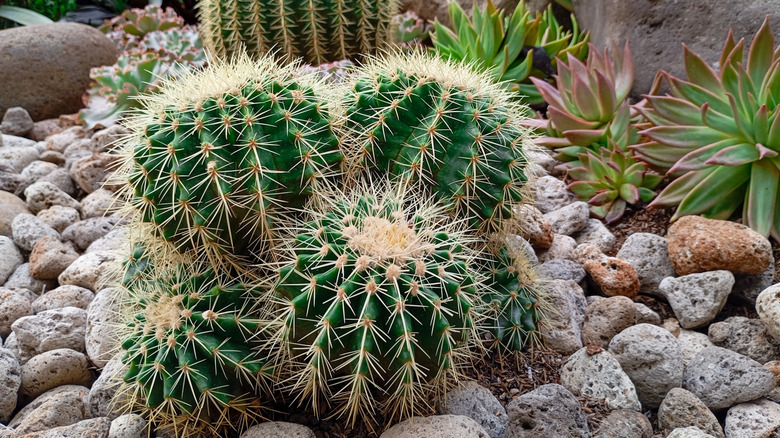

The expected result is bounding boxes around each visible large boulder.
[571,0,780,97]
[0,23,118,121]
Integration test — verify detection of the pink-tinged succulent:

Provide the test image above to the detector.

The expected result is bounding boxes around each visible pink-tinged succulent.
[98,5,183,37]
[632,17,780,238]
[391,10,432,48]
[567,103,662,223]
[530,41,634,167]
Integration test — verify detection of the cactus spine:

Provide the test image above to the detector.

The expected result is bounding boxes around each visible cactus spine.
[117,250,273,435]
[343,51,536,233]
[198,0,399,65]
[115,52,344,270]
[272,181,479,425]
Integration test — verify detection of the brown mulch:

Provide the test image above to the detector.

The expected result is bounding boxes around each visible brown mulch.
[604,205,674,257]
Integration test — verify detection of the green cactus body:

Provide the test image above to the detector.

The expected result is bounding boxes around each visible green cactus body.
[344,52,535,233]
[480,239,541,353]
[118,259,271,434]
[197,0,399,65]
[116,54,344,269]
[273,182,478,424]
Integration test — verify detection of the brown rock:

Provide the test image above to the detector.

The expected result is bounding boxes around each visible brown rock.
[512,204,554,249]
[579,245,640,299]
[29,236,79,280]
[667,216,772,275]
[28,119,63,142]
[581,296,636,348]
[0,190,30,237]
[69,153,118,194]
[0,23,118,121]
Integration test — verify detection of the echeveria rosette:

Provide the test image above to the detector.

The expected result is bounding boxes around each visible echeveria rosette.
[632,18,780,238]
[391,10,432,49]
[99,5,183,37]
[530,41,634,168]
[566,102,662,223]
[431,0,588,105]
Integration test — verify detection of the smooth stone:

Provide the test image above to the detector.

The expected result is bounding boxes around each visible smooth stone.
[616,232,676,297]
[19,348,92,399]
[28,235,79,280]
[756,283,780,343]
[0,190,30,237]
[32,285,95,313]
[0,235,23,284]
[0,348,21,423]
[4,263,55,295]
[543,201,590,237]
[0,287,33,338]
[108,414,147,438]
[58,251,122,292]
[23,181,81,215]
[1,107,34,136]
[12,307,87,363]
[537,234,578,262]
[573,218,616,254]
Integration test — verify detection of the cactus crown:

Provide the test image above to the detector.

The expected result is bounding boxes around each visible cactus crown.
[197,0,400,65]
[343,50,537,233]
[272,180,480,427]
[113,52,345,272]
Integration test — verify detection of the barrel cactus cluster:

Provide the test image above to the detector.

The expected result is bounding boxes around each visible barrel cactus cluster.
[107,0,547,435]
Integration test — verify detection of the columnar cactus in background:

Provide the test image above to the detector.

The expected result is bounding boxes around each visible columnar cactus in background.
[343,50,537,233]
[197,0,399,65]
[117,250,273,435]
[114,53,344,271]
[480,237,543,353]
[272,181,480,426]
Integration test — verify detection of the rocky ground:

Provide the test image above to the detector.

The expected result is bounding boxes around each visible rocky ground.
[1,102,780,438]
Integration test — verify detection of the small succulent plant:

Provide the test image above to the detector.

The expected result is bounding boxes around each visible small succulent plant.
[198,0,399,65]
[301,59,356,84]
[343,50,536,233]
[391,10,432,48]
[272,181,479,426]
[632,18,780,238]
[137,26,206,66]
[430,0,588,105]
[567,103,662,223]
[116,249,272,436]
[99,5,183,37]
[530,41,634,168]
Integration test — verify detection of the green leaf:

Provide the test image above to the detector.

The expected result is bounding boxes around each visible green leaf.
[747,17,776,89]
[642,125,730,148]
[604,199,627,223]
[745,159,779,237]
[638,187,656,202]
[595,70,617,122]
[0,5,53,25]
[668,138,740,173]
[673,164,751,218]
[630,141,691,171]
[754,105,770,145]
[705,143,761,166]
[650,167,716,208]
[645,95,703,126]
[619,183,640,204]
[547,105,602,132]
[683,45,724,94]
[768,110,780,149]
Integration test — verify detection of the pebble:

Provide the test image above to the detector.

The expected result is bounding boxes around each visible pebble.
[732,260,775,305]
[724,399,780,438]
[441,381,508,438]
[109,415,147,438]
[593,409,652,438]
[538,280,587,355]
[80,188,117,219]
[62,138,98,169]
[0,348,21,423]
[682,346,775,410]
[657,388,724,438]
[0,145,39,172]
[69,152,116,193]
[1,107,34,136]
[39,150,65,166]
[756,283,780,343]
[86,353,127,419]
[29,235,79,280]
[615,232,676,297]
[37,205,80,233]
[86,227,126,253]
[21,160,58,180]
[62,215,119,251]
[92,125,128,152]
[8,385,89,429]
[708,316,780,364]
[45,127,86,154]
[0,287,33,337]
[505,384,589,438]
[538,259,587,284]
[40,167,77,197]
[23,181,81,214]
[381,415,490,438]
[4,263,55,294]
[12,396,86,435]
[58,250,121,291]
[543,201,590,236]
[678,329,716,368]
[667,426,718,438]
[659,271,734,329]
[537,234,578,262]
[11,213,61,252]
[608,323,683,410]
[240,422,315,438]
[0,235,23,283]
[512,204,553,249]
[86,288,121,368]
[579,245,640,299]
[560,348,641,411]
[19,348,92,399]
[667,216,772,275]
[22,417,111,437]
[581,296,637,348]
[634,302,662,325]
[32,285,95,313]
[535,175,573,213]
[573,218,616,253]
[1,134,36,148]
[29,118,61,142]
[12,307,87,363]
[0,190,30,237]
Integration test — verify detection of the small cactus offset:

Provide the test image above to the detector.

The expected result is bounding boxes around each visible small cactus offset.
[272,181,480,426]
[343,51,537,233]
[197,0,399,65]
[117,253,273,435]
[114,53,344,270]
[479,236,543,353]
